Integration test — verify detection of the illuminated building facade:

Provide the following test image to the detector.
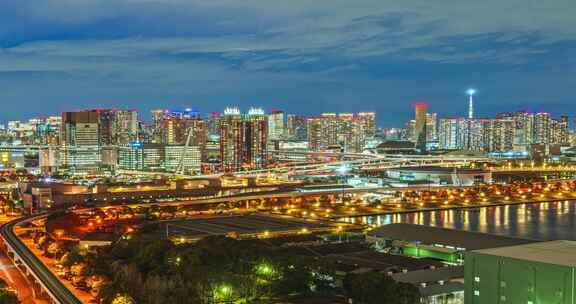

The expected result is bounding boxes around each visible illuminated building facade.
[356,112,376,138]
[60,111,101,171]
[245,108,268,169]
[219,107,244,172]
[287,114,307,141]
[306,112,368,152]
[268,109,285,140]
[414,102,428,152]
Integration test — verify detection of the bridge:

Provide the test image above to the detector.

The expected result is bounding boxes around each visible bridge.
[1,214,82,304]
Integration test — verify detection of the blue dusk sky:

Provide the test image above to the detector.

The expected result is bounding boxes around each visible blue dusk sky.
[0,0,575,127]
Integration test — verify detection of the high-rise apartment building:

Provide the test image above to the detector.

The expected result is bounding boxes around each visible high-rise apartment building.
[356,112,376,138]
[268,109,285,141]
[439,117,522,153]
[219,107,244,172]
[287,114,307,141]
[244,108,268,169]
[414,102,427,152]
[218,107,269,172]
[306,113,367,152]
[426,113,438,142]
[498,111,569,148]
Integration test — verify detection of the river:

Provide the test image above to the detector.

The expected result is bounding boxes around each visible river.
[344,200,576,241]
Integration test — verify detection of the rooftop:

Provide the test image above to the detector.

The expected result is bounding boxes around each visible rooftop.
[472,240,576,267]
[419,282,465,297]
[368,224,535,251]
[391,266,464,284]
[388,166,488,174]
[327,250,444,272]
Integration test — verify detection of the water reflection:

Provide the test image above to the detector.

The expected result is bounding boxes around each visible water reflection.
[350,201,576,241]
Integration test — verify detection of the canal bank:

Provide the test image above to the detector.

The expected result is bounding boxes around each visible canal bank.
[330,196,576,219]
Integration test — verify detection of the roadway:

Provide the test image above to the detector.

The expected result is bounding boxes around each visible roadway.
[118,153,489,178]
[0,251,41,304]
[1,215,82,304]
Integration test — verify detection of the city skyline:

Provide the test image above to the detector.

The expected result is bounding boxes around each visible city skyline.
[1,3,576,304]
[1,102,574,130]
[0,1,575,126]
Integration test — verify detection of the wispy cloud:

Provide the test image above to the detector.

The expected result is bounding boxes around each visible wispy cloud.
[0,0,574,124]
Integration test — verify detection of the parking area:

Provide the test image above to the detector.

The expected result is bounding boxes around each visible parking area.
[165,214,337,240]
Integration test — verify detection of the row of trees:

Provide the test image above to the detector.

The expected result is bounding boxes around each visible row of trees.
[32,227,421,304]
[0,278,18,304]
[83,236,337,304]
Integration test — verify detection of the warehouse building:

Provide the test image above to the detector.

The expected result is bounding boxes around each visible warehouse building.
[367,224,535,265]
[465,240,576,304]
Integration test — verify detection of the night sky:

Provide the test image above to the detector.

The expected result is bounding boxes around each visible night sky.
[0,0,575,127]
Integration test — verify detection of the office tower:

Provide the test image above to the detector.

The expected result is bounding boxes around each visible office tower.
[116,110,138,145]
[268,109,285,140]
[39,146,59,174]
[165,145,202,174]
[119,143,162,171]
[151,109,166,143]
[60,111,101,170]
[356,112,376,138]
[219,107,244,172]
[287,114,307,141]
[94,109,117,146]
[414,102,427,152]
[244,108,268,169]
[33,116,61,145]
[207,112,221,138]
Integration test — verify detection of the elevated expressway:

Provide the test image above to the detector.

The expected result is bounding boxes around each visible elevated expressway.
[118,153,489,178]
[1,214,82,304]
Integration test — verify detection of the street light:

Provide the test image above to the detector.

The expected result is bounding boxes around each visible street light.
[337,165,350,203]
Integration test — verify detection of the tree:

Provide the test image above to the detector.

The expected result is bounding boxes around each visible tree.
[111,293,135,304]
[394,282,420,304]
[47,242,64,258]
[60,248,83,269]
[0,290,18,304]
[343,272,420,304]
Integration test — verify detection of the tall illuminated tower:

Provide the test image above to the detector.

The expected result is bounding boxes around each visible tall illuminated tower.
[414,102,428,152]
[219,107,243,172]
[467,89,476,119]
